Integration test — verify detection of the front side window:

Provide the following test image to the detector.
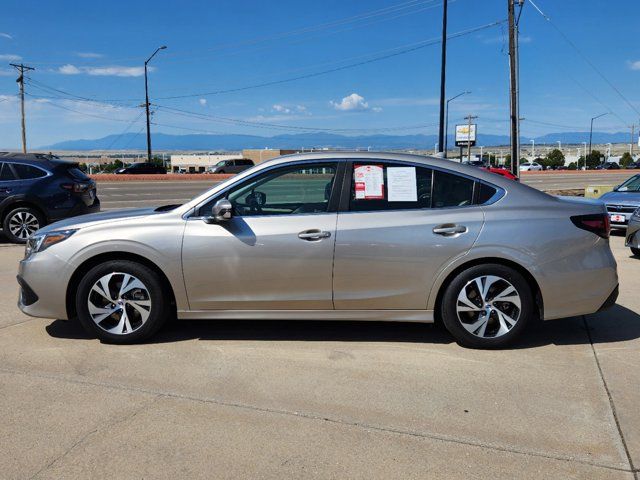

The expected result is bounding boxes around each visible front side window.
[216,161,226,167]
[12,163,47,180]
[200,163,338,216]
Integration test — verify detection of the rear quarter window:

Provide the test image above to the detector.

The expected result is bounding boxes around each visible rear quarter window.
[12,163,48,180]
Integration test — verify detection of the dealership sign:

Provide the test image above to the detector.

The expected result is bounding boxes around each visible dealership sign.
[455,124,477,147]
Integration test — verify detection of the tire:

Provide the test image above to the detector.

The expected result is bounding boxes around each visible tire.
[440,264,534,349]
[631,248,640,257]
[218,170,226,174]
[75,260,170,344]
[2,206,44,244]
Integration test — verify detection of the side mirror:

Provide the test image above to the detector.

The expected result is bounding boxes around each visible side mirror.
[613,185,619,191]
[206,199,232,223]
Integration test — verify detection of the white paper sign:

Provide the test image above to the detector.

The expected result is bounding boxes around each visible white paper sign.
[354,165,384,199]
[387,167,417,202]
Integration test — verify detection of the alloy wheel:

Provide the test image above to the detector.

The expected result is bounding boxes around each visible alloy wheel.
[8,211,39,240]
[87,272,152,335]
[456,275,522,339]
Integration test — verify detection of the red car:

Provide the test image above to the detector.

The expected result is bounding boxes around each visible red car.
[482,166,519,181]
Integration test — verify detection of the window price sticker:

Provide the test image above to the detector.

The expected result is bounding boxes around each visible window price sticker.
[387,167,417,202]
[354,165,384,199]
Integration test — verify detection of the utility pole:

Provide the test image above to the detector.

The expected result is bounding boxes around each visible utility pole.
[507,0,524,177]
[464,114,478,163]
[10,63,35,154]
[437,0,448,156]
[630,124,635,158]
[144,46,167,163]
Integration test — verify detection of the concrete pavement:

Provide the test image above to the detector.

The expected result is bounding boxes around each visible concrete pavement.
[0,235,638,479]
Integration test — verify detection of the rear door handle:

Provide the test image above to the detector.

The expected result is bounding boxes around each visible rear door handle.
[433,224,468,236]
[298,229,332,241]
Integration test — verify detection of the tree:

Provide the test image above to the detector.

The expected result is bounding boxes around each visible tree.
[567,162,577,170]
[620,152,633,168]
[543,149,565,169]
[585,150,603,169]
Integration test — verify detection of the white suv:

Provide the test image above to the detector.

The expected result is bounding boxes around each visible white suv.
[520,162,543,172]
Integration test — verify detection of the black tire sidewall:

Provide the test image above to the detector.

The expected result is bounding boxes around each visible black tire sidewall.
[2,206,44,244]
[631,248,640,257]
[441,264,534,349]
[76,260,168,344]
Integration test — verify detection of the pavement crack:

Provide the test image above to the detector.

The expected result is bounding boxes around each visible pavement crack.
[582,315,639,480]
[1,366,634,475]
[27,393,160,480]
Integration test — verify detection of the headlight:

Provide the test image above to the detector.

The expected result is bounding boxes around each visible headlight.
[25,229,77,258]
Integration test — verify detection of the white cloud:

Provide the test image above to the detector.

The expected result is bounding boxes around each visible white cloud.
[57,64,148,77]
[629,60,640,71]
[372,106,383,113]
[0,33,12,40]
[295,105,307,112]
[76,52,104,59]
[272,104,291,114]
[59,64,82,75]
[199,98,207,106]
[0,54,21,61]
[330,93,370,111]
[0,69,15,77]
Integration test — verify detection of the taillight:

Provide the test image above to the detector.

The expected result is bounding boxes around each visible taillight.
[570,213,610,239]
[61,182,90,193]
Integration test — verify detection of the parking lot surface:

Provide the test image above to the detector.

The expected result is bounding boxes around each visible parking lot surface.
[1,234,639,479]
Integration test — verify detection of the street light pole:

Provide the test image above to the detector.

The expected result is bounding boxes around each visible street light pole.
[444,91,470,158]
[530,139,535,158]
[437,0,448,156]
[589,112,608,166]
[144,46,167,163]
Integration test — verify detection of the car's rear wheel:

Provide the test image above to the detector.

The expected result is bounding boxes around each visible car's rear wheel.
[440,264,534,348]
[75,260,169,344]
[631,247,640,257]
[3,206,44,244]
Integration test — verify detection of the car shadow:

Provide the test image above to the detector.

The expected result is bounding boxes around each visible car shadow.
[45,303,640,348]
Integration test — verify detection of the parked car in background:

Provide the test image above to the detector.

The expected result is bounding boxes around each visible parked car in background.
[595,162,621,170]
[18,152,617,349]
[114,162,167,174]
[0,153,99,243]
[599,174,640,230]
[482,166,519,181]
[206,159,254,174]
[626,208,640,257]
[519,162,543,172]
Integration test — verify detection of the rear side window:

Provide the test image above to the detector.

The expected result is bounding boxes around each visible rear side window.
[0,163,16,180]
[432,170,474,208]
[12,163,48,180]
[239,160,253,165]
[349,163,433,212]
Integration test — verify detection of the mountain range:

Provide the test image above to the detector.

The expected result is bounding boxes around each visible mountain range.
[42,131,635,151]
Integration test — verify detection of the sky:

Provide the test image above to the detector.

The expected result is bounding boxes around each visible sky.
[0,0,639,149]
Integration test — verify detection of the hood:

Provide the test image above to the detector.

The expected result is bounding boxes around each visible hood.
[599,190,640,206]
[38,207,161,234]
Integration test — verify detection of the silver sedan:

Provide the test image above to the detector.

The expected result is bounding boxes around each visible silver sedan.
[17,152,618,348]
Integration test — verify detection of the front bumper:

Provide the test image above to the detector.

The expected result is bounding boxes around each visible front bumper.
[625,217,640,248]
[17,250,72,320]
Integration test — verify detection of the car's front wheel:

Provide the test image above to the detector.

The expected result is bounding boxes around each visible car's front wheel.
[3,206,44,244]
[75,260,170,344]
[440,264,534,348]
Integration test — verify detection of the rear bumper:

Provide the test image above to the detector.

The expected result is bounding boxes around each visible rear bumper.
[49,198,100,223]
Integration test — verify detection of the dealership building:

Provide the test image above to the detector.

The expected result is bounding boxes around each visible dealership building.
[170,149,300,173]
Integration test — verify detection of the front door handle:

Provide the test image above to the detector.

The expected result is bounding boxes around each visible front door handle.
[298,229,332,241]
[433,224,468,236]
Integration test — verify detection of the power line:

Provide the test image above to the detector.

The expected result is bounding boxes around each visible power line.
[527,0,640,118]
[154,20,505,101]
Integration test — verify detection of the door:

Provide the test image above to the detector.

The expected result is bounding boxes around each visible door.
[0,163,16,205]
[333,162,484,310]
[182,161,341,310]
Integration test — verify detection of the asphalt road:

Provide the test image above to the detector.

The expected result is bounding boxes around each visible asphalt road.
[96,172,636,210]
[1,234,639,478]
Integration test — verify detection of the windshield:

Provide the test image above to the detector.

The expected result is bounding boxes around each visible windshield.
[617,175,640,192]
